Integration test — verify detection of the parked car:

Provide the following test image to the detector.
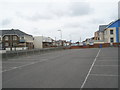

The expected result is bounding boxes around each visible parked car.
[71,43,78,46]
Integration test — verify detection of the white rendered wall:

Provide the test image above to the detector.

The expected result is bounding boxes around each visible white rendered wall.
[33,36,43,49]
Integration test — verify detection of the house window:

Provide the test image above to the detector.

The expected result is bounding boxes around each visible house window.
[5,42,9,46]
[5,36,9,41]
[21,37,24,39]
[13,42,17,46]
[110,30,113,34]
[110,38,114,43]
[13,36,17,40]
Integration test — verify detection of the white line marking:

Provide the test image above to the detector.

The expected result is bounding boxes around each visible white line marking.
[80,49,101,88]
[2,62,34,63]
[1,59,49,73]
[11,67,18,69]
[7,59,38,61]
[94,65,118,67]
[97,60,118,61]
[90,74,118,77]
[2,62,35,72]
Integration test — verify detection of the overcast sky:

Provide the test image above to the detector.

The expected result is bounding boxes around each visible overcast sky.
[0,0,119,42]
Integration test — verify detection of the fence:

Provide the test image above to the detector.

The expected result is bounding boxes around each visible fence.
[2,47,66,60]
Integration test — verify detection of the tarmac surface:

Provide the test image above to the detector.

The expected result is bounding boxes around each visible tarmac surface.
[2,47,119,88]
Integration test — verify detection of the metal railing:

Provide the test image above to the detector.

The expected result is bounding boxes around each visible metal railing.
[1,46,67,60]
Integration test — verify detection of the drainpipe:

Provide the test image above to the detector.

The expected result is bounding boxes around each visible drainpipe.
[10,35,12,51]
[116,27,119,43]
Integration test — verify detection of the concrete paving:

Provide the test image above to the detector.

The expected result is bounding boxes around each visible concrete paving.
[2,47,118,88]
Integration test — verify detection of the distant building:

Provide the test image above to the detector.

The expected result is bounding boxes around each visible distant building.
[93,19,120,44]
[33,36,43,49]
[99,25,108,41]
[94,31,99,40]
[84,19,120,46]
[104,19,120,43]
[0,29,34,51]
[33,36,54,49]
[94,25,108,41]
[55,40,68,46]
[84,38,94,45]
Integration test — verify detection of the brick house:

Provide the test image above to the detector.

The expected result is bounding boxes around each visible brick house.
[0,29,34,51]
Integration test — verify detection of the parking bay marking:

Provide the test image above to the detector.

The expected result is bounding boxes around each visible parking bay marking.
[90,74,119,77]
[80,49,101,89]
[1,59,49,73]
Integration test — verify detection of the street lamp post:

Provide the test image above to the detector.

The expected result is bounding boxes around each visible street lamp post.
[58,30,62,46]
[58,30,62,40]
[55,37,56,46]
[69,34,72,46]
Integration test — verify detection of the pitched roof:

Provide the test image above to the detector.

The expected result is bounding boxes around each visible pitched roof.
[0,29,32,37]
[106,18,120,28]
[99,25,108,32]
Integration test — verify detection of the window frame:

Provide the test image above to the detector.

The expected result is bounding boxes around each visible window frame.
[4,36,9,41]
[110,37,114,43]
[5,42,9,46]
[13,42,17,46]
[13,36,17,40]
[110,30,114,35]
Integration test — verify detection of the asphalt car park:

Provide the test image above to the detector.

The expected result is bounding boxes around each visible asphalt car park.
[1,47,118,88]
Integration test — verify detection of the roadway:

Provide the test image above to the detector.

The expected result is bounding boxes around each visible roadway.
[2,47,118,88]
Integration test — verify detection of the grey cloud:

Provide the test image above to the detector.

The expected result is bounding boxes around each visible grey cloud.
[51,2,92,17]
[64,23,81,28]
[27,14,54,21]
[69,2,92,16]
[64,22,89,29]
[15,2,92,21]
[31,28,42,35]
[90,18,106,24]
[16,12,54,21]
[2,19,12,26]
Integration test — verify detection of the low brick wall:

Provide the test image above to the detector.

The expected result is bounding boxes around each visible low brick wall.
[70,46,80,49]
[93,43,110,48]
[69,43,119,49]
[102,43,110,47]
[113,43,120,47]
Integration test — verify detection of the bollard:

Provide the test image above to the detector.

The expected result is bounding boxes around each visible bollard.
[99,44,102,48]
[17,51,19,57]
[26,50,27,56]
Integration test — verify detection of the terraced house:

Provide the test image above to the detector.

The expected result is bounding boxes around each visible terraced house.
[104,19,120,44]
[0,29,34,51]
